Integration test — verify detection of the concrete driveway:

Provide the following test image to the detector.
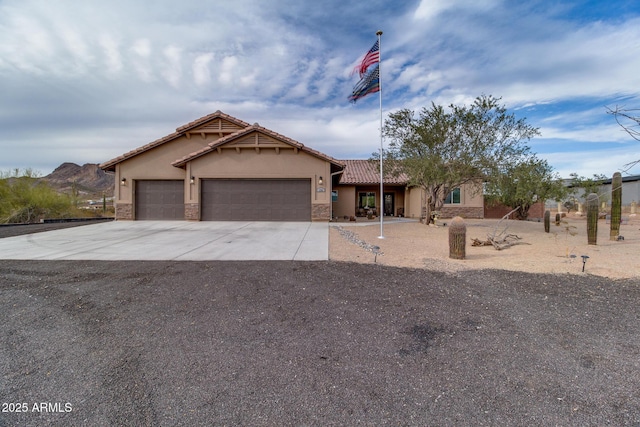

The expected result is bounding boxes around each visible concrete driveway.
[0,221,328,261]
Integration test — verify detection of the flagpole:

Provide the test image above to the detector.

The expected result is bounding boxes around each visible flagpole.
[377,30,384,239]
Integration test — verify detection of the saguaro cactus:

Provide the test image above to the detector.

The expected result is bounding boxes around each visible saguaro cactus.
[587,193,599,245]
[610,172,622,241]
[449,216,466,259]
[544,210,550,233]
[555,213,561,226]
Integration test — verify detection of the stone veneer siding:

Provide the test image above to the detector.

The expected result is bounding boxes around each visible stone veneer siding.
[185,203,199,221]
[312,203,331,221]
[116,203,133,220]
[439,206,484,219]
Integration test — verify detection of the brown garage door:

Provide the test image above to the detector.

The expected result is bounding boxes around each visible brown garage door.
[201,179,311,221]
[135,180,184,220]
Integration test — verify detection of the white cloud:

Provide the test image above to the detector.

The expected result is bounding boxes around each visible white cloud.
[218,56,238,85]
[193,53,214,86]
[544,147,640,178]
[99,34,123,77]
[413,0,501,21]
[162,45,183,88]
[130,38,154,82]
[0,11,53,74]
[55,25,93,73]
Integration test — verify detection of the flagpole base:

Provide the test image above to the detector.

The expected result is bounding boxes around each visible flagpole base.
[378,235,385,239]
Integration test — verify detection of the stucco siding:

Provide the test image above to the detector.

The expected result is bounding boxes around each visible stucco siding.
[333,186,356,219]
[116,135,213,206]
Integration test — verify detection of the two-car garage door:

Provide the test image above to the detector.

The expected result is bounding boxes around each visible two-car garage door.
[201,179,311,221]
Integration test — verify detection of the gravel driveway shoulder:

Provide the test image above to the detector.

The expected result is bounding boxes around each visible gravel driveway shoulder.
[1,259,639,426]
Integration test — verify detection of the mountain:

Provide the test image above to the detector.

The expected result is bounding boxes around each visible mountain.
[43,163,114,196]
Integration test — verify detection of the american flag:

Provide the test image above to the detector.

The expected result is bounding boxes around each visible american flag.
[349,63,380,103]
[353,40,380,78]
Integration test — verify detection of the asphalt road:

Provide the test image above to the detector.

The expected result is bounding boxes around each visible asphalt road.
[1,225,639,426]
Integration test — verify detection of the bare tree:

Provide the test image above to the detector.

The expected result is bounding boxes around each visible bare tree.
[607,106,640,171]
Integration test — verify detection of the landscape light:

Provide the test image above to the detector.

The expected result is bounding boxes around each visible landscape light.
[581,255,590,272]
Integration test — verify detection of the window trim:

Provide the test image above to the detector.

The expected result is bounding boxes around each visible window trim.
[358,191,377,209]
[445,187,461,204]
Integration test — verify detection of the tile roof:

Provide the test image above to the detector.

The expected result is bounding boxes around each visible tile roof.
[172,123,344,168]
[99,111,251,171]
[175,110,251,133]
[339,160,409,185]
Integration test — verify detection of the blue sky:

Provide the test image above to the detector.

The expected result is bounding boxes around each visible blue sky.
[1,0,639,178]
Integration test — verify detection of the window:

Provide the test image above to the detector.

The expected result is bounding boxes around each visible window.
[358,192,376,208]
[445,188,461,204]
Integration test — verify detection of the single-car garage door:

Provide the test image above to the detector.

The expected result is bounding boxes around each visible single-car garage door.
[201,179,311,221]
[135,180,184,220]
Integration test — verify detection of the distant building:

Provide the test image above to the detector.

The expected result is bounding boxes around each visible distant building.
[600,174,640,205]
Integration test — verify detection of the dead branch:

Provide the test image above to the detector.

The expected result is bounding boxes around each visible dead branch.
[471,234,529,250]
[471,206,530,250]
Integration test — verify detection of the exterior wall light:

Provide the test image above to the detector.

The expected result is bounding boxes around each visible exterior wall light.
[190,176,195,184]
[318,176,323,185]
[120,177,126,185]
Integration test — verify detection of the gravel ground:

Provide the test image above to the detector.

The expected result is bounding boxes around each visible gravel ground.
[0,219,112,239]
[1,224,640,426]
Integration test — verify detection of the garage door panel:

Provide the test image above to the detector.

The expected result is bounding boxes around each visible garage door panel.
[201,179,311,221]
[136,180,184,220]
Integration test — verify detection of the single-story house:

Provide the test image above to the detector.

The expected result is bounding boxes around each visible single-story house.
[332,160,484,220]
[100,112,484,221]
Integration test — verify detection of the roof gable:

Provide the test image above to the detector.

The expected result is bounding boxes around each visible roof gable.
[99,111,250,171]
[177,112,250,139]
[172,124,344,168]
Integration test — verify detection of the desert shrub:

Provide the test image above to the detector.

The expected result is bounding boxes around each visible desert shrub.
[0,169,75,223]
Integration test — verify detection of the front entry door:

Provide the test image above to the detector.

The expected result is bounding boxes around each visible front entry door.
[384,192,394,216]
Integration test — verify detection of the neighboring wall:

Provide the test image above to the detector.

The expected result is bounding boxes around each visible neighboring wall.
[600,180,640,206]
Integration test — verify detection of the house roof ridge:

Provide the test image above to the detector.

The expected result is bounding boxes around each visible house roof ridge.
[175,110,250,133]
[172,124,343,168]
[100,111,251,171]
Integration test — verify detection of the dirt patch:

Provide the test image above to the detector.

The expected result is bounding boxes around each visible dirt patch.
[330,214,640,279]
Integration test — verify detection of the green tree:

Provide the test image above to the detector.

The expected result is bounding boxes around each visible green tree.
[568,173,608,203]
[484,156,567,220]
[379,95,539,223]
